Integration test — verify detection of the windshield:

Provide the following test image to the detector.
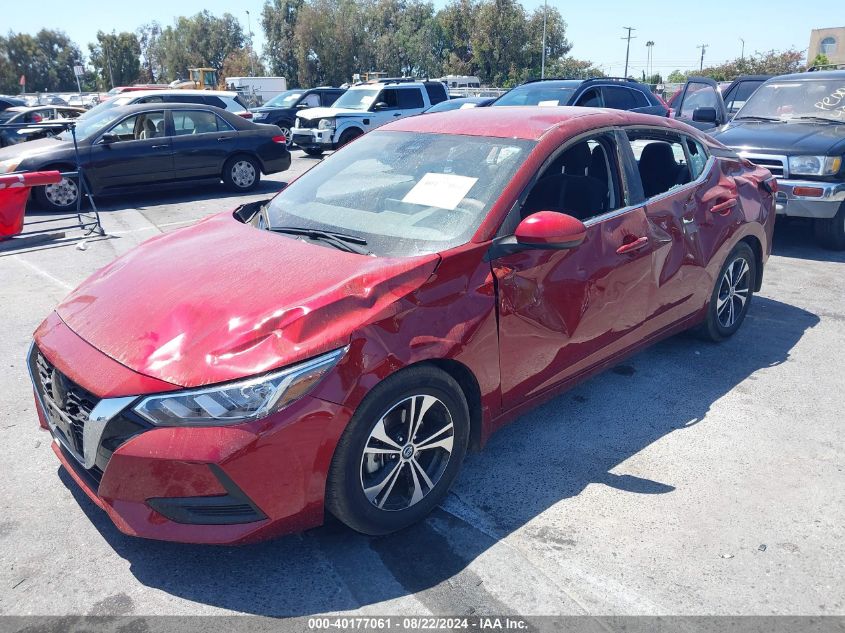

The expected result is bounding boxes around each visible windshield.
[332,88,381,111]
[265,90,305,107]
[56,108,125,141]
[78,96,133,120]
[265,130,535,257]
[736,79,845,122]
[494,82,579,106]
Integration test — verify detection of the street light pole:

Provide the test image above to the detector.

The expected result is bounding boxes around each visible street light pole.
[246,10,256,76]
[646,41,654,81]
[740,38,745,60]
[540,0,547,79]
[622,27,636,78]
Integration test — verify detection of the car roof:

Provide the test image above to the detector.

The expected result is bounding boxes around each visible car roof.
[771,70,845,81]
[115,89,239,99]
[387,106,701,141]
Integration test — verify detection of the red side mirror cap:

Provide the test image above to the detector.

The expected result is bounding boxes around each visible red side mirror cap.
[515,211,587,249]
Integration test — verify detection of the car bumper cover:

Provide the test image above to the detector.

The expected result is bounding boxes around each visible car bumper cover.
[291,127,335,150]
[774,179,845,219]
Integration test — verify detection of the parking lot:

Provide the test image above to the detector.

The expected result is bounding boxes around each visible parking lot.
[0,149,843,619]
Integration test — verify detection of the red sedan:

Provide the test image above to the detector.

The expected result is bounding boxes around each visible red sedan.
[29,107,775,544]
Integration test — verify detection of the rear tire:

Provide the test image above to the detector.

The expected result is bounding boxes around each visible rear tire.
[222,155,260,192]
[303,148,323,157]
[813,202,845,251]
[34,173,80,211]
[326,365,470,535]
[698,242,756,342]
[277,123,293,149]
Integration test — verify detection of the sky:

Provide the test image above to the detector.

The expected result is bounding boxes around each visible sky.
[6,0,839,78]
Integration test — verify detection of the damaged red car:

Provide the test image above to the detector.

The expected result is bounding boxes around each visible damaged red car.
[30,107,776,544]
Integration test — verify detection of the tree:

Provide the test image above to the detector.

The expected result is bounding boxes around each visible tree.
[546,57,603,80]
[519,6,571,82]
[137,22,163,82]
[436,0,476,76]
[1,30,82,92]
[293,0,369,86]
[470,0,528,86]
[158,11,245,81]
[221,49,266,78]
[667,69,687,83]
[262,0,303,85]
[810,53,830,69]
[88,31,141,89]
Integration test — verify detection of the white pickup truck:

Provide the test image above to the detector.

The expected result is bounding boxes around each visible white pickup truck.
[291,79,449,156]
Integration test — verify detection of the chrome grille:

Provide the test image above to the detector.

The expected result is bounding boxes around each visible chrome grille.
[31,347,99,462]
[739,153,787,178]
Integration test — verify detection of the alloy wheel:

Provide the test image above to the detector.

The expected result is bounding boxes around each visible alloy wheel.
[716,256,751,329]
[359,395,454,511]
[44,178,78,208]
[231,160,256,188]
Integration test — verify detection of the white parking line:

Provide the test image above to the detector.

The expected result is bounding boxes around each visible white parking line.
[11,256,73,291]
[107,219,197,235]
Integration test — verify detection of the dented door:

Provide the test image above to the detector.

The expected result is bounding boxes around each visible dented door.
[492,206,655,408]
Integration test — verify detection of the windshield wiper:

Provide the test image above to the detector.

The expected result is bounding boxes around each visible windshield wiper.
[790,115,840,124]
[734,115,782,122]
[269,226,371,255]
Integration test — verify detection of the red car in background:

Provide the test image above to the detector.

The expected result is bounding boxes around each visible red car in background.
[29,107,776,544]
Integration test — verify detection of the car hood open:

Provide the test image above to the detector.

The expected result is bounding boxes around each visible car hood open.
[713,120,845,155]
[55,212,440,389]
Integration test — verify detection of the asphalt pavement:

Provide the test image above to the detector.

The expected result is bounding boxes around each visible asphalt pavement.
[0,150,842,618]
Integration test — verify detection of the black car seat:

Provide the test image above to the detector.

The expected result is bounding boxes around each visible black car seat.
[523,142,607,219]
[639,142,685,197]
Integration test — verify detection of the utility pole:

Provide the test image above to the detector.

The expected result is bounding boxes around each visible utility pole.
[697,43,708,71]
[541,0,547,79]
[740,38,745,60]
[622,27,636,78]
[246,10,256,76]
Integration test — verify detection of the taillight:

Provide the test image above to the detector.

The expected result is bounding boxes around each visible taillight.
[272,135,287,144]
[239,111,253,119]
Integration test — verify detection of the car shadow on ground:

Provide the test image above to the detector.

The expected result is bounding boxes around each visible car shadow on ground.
[772,218,845,263]
[24,179,286,215]
[59,295,819,617]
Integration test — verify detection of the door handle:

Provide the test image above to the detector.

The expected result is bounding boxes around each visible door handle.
[216,136,231,142]
[151,144,168,149]
[710,198,737,215]
[392,113,402,117]
[616,236,649,255]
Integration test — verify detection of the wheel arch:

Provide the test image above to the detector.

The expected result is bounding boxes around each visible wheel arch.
[739,234,764,292]
[417,358,483,452]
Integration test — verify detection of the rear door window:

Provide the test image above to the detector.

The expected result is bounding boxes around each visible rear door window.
[398,88,424,109]
[173,110,232,135]
[602,86,638,110]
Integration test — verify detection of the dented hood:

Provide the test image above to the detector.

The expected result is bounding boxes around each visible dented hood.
[56,212,439,388]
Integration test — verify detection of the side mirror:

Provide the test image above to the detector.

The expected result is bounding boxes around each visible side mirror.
[373,102,389,111]
[515,211,587,249]
[692,107,718,124]
[100,133,119,144]
[296,103,309,108]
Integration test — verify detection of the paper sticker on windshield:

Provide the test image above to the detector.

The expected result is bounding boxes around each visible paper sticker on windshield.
[402,173,478,210]
[538,100,559,106]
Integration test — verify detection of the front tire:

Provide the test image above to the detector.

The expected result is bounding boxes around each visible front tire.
[34,174,80,211]
[813,202,845,251]
[699,242,756,342]
[326,365,470,535]
[223,155,260,192]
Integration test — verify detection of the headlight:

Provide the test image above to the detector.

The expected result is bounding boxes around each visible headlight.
[318,118,336,130]
[0,158,22,173]
[788,155,842,177]
[133,347,347,426]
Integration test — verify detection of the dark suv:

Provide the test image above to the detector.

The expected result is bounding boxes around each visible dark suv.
[491,77,667,116]
[250,88,346,148]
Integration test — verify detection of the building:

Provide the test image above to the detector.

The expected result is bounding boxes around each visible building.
[809,27,845,65]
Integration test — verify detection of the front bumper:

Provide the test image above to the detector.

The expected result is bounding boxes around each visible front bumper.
[290,127,336,150]
[774,179,845,219]
[31,314,353,544]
